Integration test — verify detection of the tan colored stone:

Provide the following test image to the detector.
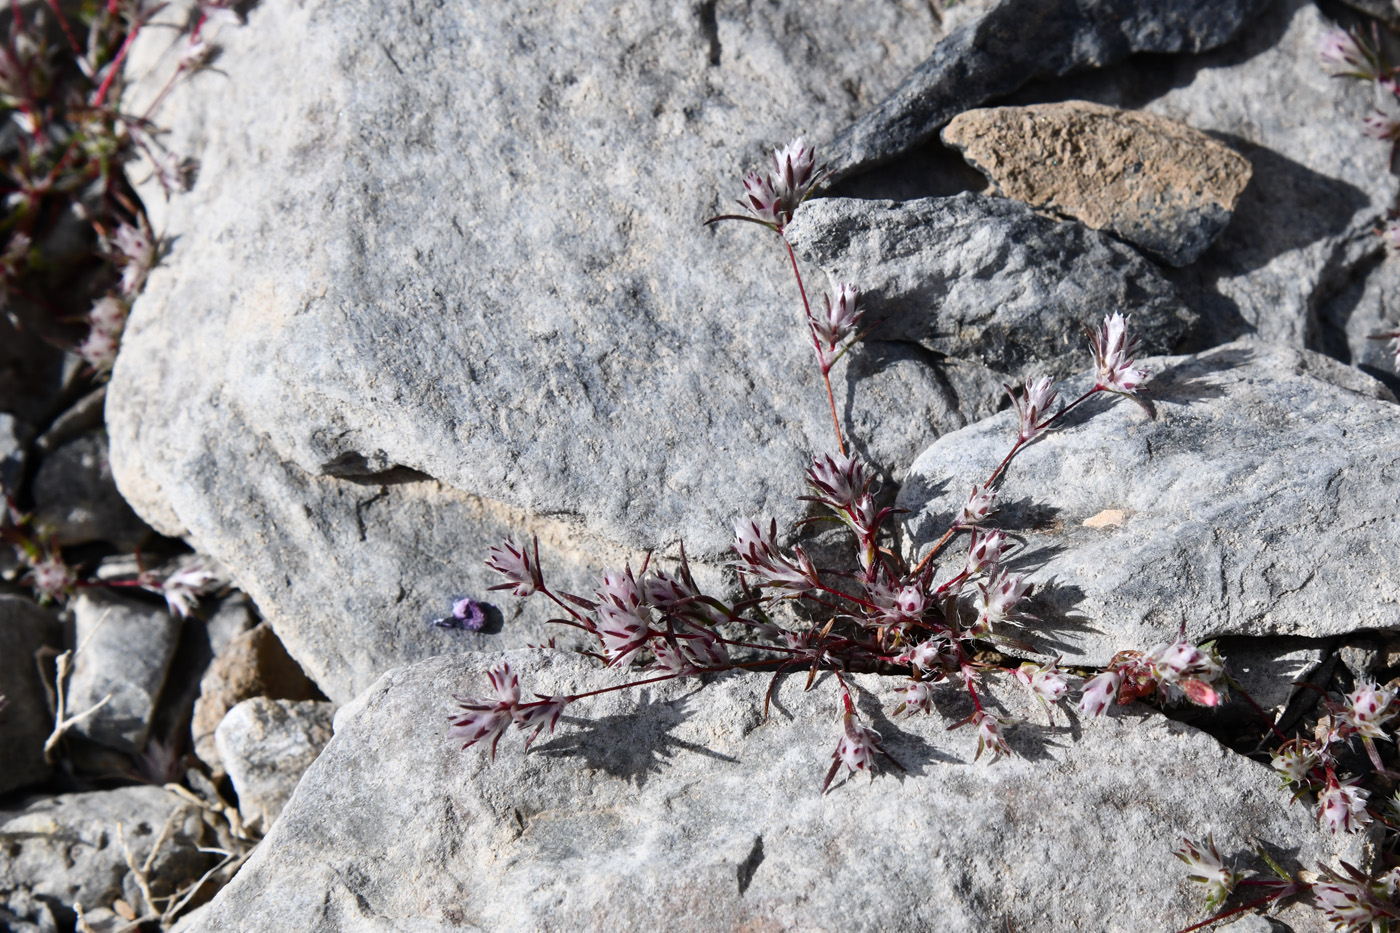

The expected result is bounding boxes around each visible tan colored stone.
[191,622,320,773]
[942,100,1252,265]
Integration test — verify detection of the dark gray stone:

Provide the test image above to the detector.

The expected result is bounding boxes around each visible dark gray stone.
[824,0,1272,180]
[67,590,182,753]
[785,194,1196,378]
[0,596,61,796]
[31,430,149,550]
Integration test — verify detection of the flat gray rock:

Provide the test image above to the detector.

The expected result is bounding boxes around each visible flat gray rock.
[190,650,1355,933]
[941,101,1252,266]
[899,340,1400,667]
[68,590,182,752]
[785,194,1196,377]
[0,596,61,796]
[216,698,335,834]
[0,786,213,927]
[106,1,1030,702]
[824,0,1271,180]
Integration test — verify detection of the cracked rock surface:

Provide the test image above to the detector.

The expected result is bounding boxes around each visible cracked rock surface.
[187,650,1357,933]
[900,340,1400,667]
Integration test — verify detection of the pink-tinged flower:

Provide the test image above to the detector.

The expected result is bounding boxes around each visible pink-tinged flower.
[1383,219,1400,251]
[153,152,197,197]
[28,554,75,601]
[449,662,520,758]
[892,583,928,619]
[1014,660,1068,706]
[957,483,997,527]
[1272,740,1323,787]
[1078,670,1123,717]
[740,171,780,225]
[1089,312,1148,394]
[737,138,820,230]
[1173,836,1243,912]
[77,296,129,372]
[152,559,221,618]
[964,528,1007,577]
[1009,375,1058,443]
[1146,638,1226,706]
[512,696,569,748]
[974,569,1030,632]
[486,538,540,597]
[595,565,653,667]
[770,137,816,207]
[1319,27,1366,69]
[677,623,730,668]
[805,452,870,511]
[1313,877,1381,932]
[731,517,819,596]
[899,638,947,674]
[812,282,865,349]
[112,223,155,296]
[971,709,1012,761]
[894,680,933,717]
[1340,680,1399,740]
[1364,111,1400,141]
[1319,774,1372,835]
[824,709,884,791]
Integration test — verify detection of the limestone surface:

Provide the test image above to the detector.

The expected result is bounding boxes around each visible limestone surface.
[189,650,1356,933]
[899,341,1400,667]
[0,596,61,796]
[215,698,335,834]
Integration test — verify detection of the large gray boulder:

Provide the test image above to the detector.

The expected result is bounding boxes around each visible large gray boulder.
[899,340,1400,667]
[188,650,1357,933]
[106,0,1109,703]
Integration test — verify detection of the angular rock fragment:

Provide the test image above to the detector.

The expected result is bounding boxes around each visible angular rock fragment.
[192,622,320,773]
[215,698,335,834]
[0,786,213,927]
[67,591,182,752]
[0,596,61,796]
[824,0,1271,180]
[899,341,1400,667]
[189,650,1357,933]
[785,194,1195,378]
[942,101,1252,266]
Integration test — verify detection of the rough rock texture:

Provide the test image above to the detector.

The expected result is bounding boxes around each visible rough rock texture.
[191,622,322,772]
[0,786,213,928]
[105,0,1040,703]
[824,0,1271,180]
[941,101,1252,266]
[0,413,24,491]
[900,341,1400,667]
[31,430,149,550]
[190,650,1356,933]
[785,194,1195,377]
[0,596,61,796]
[68,591,182,752]
[1009,0,1398,356]
[215,698,335,834]
[1336,0,1400,29]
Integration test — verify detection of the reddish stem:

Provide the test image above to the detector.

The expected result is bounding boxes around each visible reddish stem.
[91,16,144,108]
[782,237,846,456]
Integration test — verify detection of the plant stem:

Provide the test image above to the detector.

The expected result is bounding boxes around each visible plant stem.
[783,237,846,456]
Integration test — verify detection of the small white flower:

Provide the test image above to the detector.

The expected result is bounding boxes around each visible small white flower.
[971,709,1011,761]
[1341,680,1398,740]
[28,555,74,600]
[1009,375,1058,443]
[805,452,869,510]
[1078,671,1123,718]
[448,661,521,758]
[1173,836,1243,912]
[1089,312,1148,394]
[595,565,653,667]
[154,559,221,618]
[894,680,933,717]
[731,517,818,596]
[112,223,155,296]
[957,483,997,527]
[811,282,864,349]
[964,528,1007,577]
[1271,742,1322,787]
[1318,774,1371,835]
[485,538,539,597]
[974,569,1030,631]
[1014,660,1068,706]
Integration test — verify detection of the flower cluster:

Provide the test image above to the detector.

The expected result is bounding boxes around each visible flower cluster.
[455,139,1185,792]
[449,661,570,758]
[1077,638,1228,717]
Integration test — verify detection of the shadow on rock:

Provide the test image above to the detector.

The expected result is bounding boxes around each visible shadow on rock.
[531,689,736,788]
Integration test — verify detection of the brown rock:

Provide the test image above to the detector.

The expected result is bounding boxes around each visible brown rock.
[941,100,1252,266]
[191,622,320,772]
